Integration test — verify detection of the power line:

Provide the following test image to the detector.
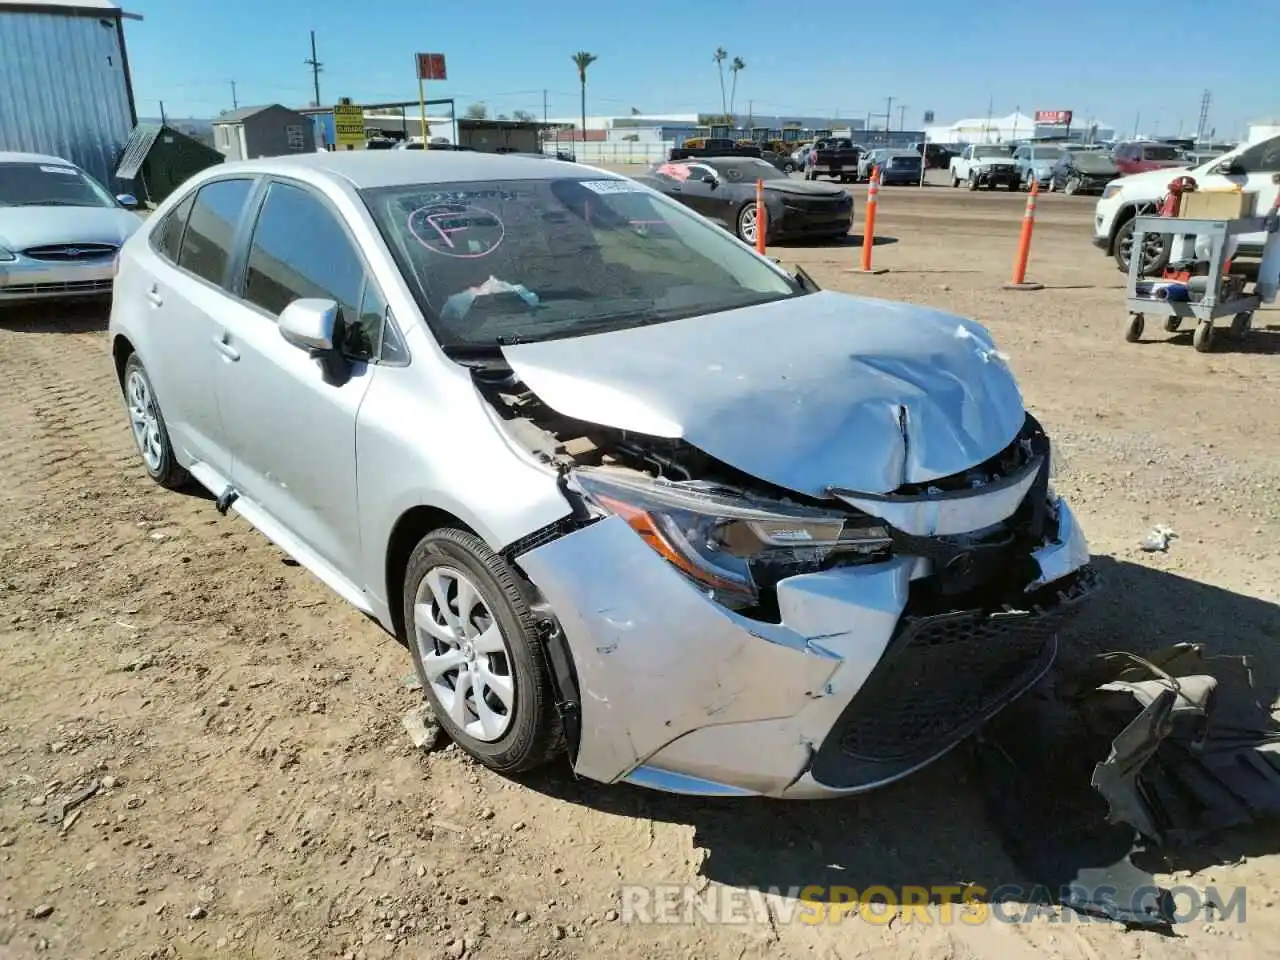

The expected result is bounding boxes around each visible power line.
[304,30,323,107]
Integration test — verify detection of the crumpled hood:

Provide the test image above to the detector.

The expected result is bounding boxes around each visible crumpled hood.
[501,290,1026,498]
[763,180,847,200]
[0,206,141,253]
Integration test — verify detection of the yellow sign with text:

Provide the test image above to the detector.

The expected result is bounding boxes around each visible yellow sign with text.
[333,103,365,149]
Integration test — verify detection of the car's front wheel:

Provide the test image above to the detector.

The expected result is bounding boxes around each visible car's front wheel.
[783,162,796,174]
[737,202,763,244]
[122,353,188,489]
[1114,217,1171,274]
[403,528,562,773]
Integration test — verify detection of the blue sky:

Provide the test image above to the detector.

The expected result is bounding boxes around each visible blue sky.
[123,0,1275,139]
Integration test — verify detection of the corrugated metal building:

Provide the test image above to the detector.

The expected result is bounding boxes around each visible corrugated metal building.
[0,0,141,189]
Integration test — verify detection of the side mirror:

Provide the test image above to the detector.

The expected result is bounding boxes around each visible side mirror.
[279,298,338,352]
[279,298,351,385]
[701,173,718,186]
[116,193,138,209]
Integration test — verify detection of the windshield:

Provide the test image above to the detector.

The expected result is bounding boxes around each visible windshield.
[1143,145,1180,161]
[0,161,116,208]
[888,153,920,165]
[710,159,787,181]
[1073,151,1117,173]
[361,177,801,350]
[974,146,1013,159]
[1031,147,1065,160]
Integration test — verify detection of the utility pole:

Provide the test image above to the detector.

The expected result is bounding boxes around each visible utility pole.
[1195,89,1211,145]
[542,89,548,125]
[897,104,906,131]
[230,80,238,110]
[1133,111,1140,138]
[304,30,323,107]
[158,100,166,125]
[884,96,894,132]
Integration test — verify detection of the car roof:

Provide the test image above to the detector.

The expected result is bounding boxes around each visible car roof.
[0,150,76,166]
[205,151,607,189]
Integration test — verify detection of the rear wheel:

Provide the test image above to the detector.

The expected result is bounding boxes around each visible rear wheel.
[951,172,960,187]
[783,162,796,174]
[403,528,562,773]
[1065,176,1082,195]
[122,354,188,490]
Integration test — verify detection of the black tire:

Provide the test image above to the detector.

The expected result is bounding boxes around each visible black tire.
[1193,320,1215,353]
[1125,313,1145,343]
[121,353,189,490]
[737,203,764,244]
[1114,218,1171,275]
[1230,312,1253,339]
[1064,176,1081,195]
[967,173,978,191]
[783,162,796,174]
[1164,316,1182,333]
[951,173,960,187]
[402,528,563,774]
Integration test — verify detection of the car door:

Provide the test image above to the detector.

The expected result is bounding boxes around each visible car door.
[138,176,258,476]
[676,163,723,217]
[212,177,388,583]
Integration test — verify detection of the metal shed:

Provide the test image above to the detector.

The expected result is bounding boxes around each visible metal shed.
[0,0,141,189]
[115,122,224,205]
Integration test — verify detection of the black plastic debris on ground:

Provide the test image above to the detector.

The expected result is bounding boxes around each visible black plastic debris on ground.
[968,643,1280,930]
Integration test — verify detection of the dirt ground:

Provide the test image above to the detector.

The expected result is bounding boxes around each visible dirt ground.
[2,171,1279,960]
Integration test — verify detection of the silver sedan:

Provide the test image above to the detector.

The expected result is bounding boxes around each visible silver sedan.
[107,152,1094,798]
[0,151,142,305]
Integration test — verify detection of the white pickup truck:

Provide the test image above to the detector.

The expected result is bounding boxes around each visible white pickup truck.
[949,144,1021,191]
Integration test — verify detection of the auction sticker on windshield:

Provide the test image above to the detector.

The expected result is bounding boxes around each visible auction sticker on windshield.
[581,179,645,194]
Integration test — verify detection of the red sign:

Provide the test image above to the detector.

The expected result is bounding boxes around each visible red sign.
[1035,110,1073,125]
[415,53,447,81]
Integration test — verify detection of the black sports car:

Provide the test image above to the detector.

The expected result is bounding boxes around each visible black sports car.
[634,156,854,245]
[1048,149,1119,195]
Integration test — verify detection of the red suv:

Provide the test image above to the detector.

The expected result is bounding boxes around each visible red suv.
[1111,141,1185,176]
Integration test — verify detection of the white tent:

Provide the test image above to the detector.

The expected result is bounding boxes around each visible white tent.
[923,112,1038,145]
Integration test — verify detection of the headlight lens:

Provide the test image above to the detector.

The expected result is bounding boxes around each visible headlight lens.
[1101,184,1123,200]
[571,467,891,610]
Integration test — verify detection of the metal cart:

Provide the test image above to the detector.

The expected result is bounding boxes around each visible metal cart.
[1123,214,1272,353]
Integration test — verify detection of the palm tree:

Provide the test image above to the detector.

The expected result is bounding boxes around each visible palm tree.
[713,47,728,120]
[572,51,597,152]
[728,57,745,120]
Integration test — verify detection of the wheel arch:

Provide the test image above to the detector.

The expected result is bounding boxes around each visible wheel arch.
[111,333,136,388]
[384,505,478,643]
[1108,203,1138,255]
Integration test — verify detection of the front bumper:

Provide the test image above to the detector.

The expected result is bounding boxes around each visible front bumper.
[0,255,115,303]
[776,201,854,237]
[516,470,1094,799]
[974,166,1020,186]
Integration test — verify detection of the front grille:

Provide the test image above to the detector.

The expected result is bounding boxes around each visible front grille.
[21,243,118,262]
[1,279,113,295]
[809,566,1097,787]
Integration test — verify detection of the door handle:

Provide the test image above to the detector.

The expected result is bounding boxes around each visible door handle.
[211,335,240,362]
[145,284,163,307]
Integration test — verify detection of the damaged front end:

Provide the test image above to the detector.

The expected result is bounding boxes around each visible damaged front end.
[472,351,1097,798]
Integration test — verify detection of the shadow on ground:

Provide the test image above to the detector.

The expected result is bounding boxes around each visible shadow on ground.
[0,300,111,333]
[515,555,1280,908]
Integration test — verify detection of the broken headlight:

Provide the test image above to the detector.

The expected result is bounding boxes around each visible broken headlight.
[571,468,891,610]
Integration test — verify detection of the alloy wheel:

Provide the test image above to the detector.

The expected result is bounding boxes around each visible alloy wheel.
[413,566,516,742]
[126,369,164,472]
[738,205,759,244]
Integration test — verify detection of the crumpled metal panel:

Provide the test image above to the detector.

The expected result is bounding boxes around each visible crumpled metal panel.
[501,291,1027,498]
[0,8,135,188]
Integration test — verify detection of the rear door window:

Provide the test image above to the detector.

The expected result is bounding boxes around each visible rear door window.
[176,178,255,287]
[150,190,197,263]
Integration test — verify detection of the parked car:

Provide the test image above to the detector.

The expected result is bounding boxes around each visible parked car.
[1047,149,1118,195]
[911,142,957,169]
[790,144,813,172]
[949,144,1020,190]
[860,149,922,185]
[805,138,862,182]
[1011,143,1068,190]
[668,137,761,161]
[1110,140,1184,176]
[108,151,1093,799]
[0,151,143,306]
[761,149,799,174]
[1094,132,1280,272]
[638,156,853,244]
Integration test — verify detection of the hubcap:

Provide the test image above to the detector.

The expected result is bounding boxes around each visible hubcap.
[740,206,758,242]
[412,566,515,742]
[126,369,164,471]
